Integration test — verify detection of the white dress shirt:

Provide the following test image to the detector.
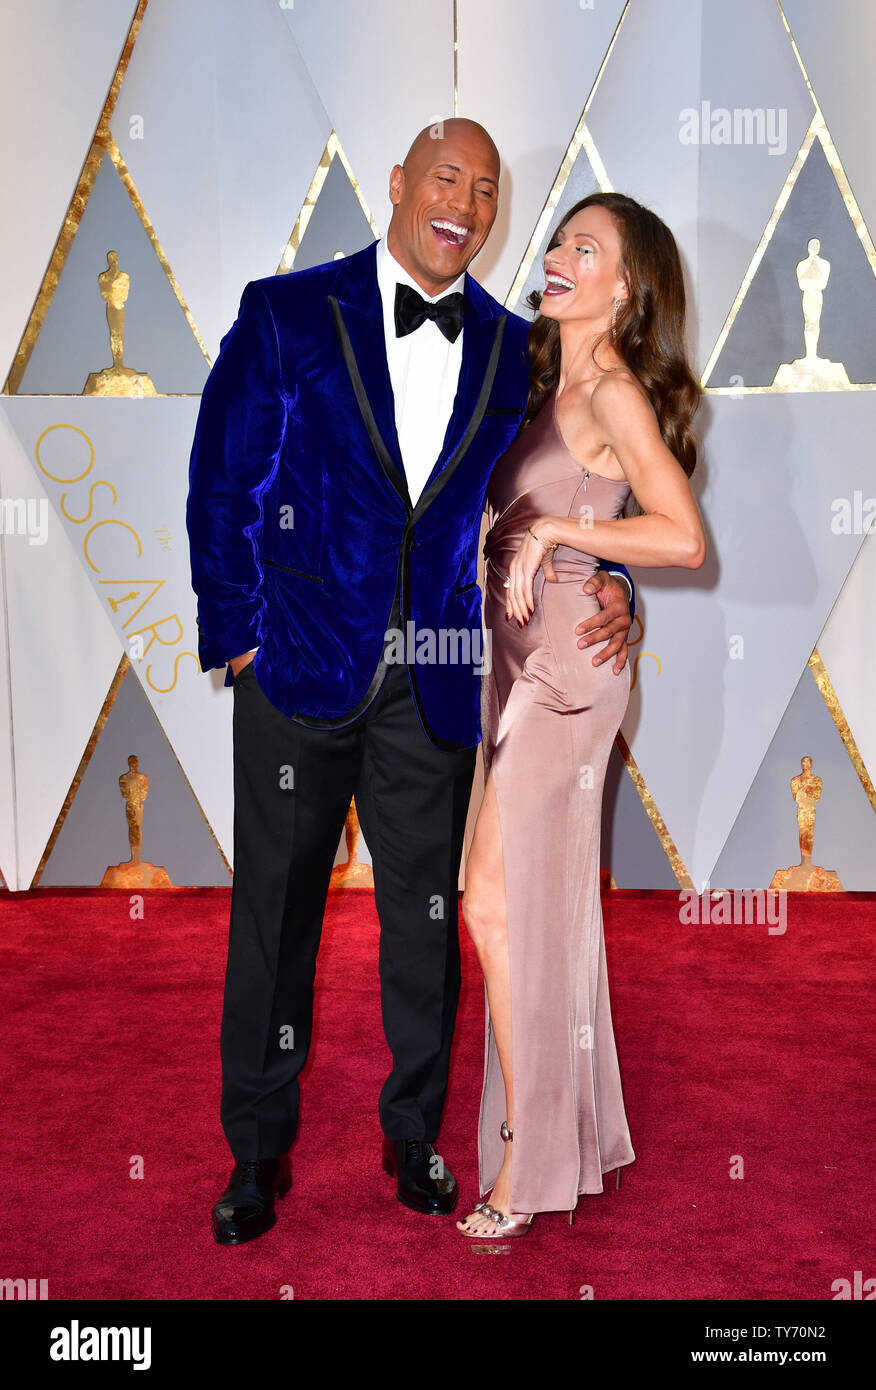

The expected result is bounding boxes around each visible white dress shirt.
[375,234,465,507]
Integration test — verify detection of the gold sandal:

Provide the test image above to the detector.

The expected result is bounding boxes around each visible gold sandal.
[457,1120,535,1239]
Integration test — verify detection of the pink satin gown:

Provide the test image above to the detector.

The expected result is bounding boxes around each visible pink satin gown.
[477,385,636,1213]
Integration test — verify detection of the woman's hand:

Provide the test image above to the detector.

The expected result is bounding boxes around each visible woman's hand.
[505,519,559,626]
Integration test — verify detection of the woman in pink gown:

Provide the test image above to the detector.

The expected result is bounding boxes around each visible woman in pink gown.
[457,193,706,1238]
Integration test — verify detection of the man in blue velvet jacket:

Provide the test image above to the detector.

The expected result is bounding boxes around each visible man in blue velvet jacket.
[186,118,635,1245]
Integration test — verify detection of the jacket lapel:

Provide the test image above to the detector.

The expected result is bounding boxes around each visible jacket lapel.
[329,243,507,522]
[410,275,506,522]
[330,242,410,511]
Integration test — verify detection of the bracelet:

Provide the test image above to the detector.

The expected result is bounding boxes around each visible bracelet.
[528,524,558,553]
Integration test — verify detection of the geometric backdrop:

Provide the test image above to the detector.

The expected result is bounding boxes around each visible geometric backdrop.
[1,0,874,890]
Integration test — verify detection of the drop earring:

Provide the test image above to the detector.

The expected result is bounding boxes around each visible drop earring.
[611,297,621,335]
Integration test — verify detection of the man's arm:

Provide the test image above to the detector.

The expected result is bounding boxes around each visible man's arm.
[185,281,287,676]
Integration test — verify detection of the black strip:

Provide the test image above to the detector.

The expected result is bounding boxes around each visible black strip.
[263,559,323,583]
[395,312,507,751]
[291,653,389,729]
[291,543,406,729]
[398,526,473,753]
[328,296,411,513]
[409,313,507,527]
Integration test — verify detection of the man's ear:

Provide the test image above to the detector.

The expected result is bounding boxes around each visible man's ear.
[388,163,404,206]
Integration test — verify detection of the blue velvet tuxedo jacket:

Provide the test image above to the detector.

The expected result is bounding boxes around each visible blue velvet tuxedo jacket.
[186,241,634,750]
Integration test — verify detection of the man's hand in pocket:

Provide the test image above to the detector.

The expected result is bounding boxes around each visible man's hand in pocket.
[228,652,255,678]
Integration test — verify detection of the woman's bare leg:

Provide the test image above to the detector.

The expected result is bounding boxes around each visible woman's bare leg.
[456,772,516,1235]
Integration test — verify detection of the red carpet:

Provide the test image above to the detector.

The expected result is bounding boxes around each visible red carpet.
[1,888,873,1301]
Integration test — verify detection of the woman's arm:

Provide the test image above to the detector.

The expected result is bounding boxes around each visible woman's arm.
[505,374,705,623]
[544,374,705,567]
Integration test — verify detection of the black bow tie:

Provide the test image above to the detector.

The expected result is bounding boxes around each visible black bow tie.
[394,283,465,343]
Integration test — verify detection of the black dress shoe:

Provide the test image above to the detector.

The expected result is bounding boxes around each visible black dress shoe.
[381,1138,458,1215]
[211,1155,292,1246]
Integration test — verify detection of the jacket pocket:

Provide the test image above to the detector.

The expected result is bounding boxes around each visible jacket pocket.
[263,559,324,584]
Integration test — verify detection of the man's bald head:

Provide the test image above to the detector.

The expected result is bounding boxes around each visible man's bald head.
[402,119,500,180]
[386,118,501,296]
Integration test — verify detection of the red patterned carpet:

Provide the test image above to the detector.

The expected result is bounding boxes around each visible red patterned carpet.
[1,887,873,1301]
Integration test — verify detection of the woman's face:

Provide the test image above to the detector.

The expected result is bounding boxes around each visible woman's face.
[539,204,627,326]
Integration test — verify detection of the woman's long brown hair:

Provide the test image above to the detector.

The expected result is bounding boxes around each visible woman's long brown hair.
[522,193,702,484]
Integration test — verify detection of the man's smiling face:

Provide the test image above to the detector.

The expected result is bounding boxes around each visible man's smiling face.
[386,119,500,296]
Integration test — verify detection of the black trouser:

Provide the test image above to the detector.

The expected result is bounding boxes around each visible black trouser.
[221,657,477,1160]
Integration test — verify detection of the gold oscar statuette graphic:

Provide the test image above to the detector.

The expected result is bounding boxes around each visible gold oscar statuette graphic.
[770,756,843,891]
[772,238,851,390]
[84,250,157,396]
[101,754,172,888]
[330,799,374,887]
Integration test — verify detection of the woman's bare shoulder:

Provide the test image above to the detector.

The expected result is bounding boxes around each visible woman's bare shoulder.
[590,368,653,423]
[590,366,647,400]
